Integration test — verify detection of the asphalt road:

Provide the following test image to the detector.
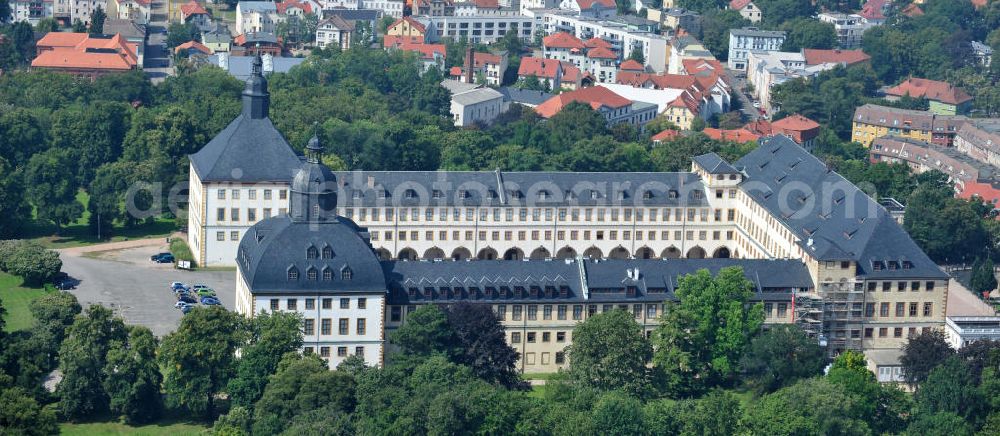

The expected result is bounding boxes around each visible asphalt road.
[60,244,235,337]
[144,0,173,83]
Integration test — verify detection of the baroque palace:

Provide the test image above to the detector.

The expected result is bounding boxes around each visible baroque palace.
[190,56,949,372]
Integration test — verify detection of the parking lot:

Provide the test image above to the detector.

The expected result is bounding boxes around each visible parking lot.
[59,240,235,336]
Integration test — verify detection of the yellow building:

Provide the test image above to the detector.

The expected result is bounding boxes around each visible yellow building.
[852,104,968,147]
[385,16,427,42]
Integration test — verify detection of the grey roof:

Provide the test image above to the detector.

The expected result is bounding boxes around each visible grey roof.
[332,171,711,207]
[452,87,504,105]
[321,8,380,21]
[693,152,738,174]
[104,19,146,39]
[207,54,305,80]
[240,31,278,44]
[202,23,232,44]
[734,136,946,279]
[384,257,810,304]
[440,79,481,95]
[189,114,302,182]
[238,1,277,12]
[730,27,786,38]
[498,87,554,106]
[237,215,386,293]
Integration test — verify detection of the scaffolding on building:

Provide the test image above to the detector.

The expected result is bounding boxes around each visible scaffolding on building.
[818,280,866,355]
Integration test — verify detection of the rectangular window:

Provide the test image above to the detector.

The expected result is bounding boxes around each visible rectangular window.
[864,328,873,338]
[527,332,536,343]
[231,189,239,199]
[543,305,552,320]
[230,231,239,241]
[358,298,366,309]
[217,208,225,221]
[512,332,521,343]
[356,346,364,356]
[865,303,875,317]
[357,318,366,335]
[555,352,565,364]
[777,303,787,318]
[231,208,240,221]
[305,298,315,310]
[926,281,935,291]
[264,189,272,200]
[496,305,506,320]
[390,306,401,322]
[542,332,551,342]
[573,305,583,320]
[321,318,332,335]
[320,346,330,357]
[923,302,933,316]
[337,346,347,357]
[894,327,903,338]
[279,190,287,200]
[248,189,256,200]
[341,298,350,309]
[896,303,905,317]
[512,305,522,321]
[527,305,537,320]
[322,298,332,309]
[248,209,257,222]
[909,302,918,317]
[217,231,225,241]
[287,299,297,310]
[880,302,889,317]
[270,299,279,310]
[557,305,567,320]
[217,190,226,200]
[303,319,314,335]
[339,318,348,335]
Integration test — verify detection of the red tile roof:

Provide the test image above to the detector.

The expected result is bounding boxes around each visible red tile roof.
[180,0,208,19]
[742,119,773,136]
[668,91,700,113]
[472,51,502,67]
[33,33,137,71]
[616,72,697,90]
[535,86,631,118]
[175,40,212,55]
[276,0,313,14]
[901,3,923,16]
[803,49,870,66]
[583,37,613,49]
[543,32,584,50]
[703,128,760,142]
[772,113,820,132]
[561,62,582,83]
[586,47,617,59]
[389,16,426,34]
[886,78,973,105]
[859,0,887,20]
[383,35,424,46]
[729,0,752,9]
[576,0,615,8]
[619,59,644,71]
[651,129,680,142]
[396,42,445,60]
[971,0,987,8]
[518,57,562,79]
[449,66,462,76]
[471,0,499,8]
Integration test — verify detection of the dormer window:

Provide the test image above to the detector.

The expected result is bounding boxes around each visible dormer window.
[667,190,678,199]
[693,190,703,199]
[902,261,913,269]
[872,260,884,271]
[352,190,362,199]
[488,189,499,199]
[538,190,550,200]
[565,190,576,200]
[377,190,387,199]
[322,267,332,280]
[307,246,318,259]
[618,191,628,200]
[458,189,468,198]
[322,246,333,259]
[341,266,353,280]
[642,190,653,199]
[590,190,600,199]
[432,189,443,199]
[887,261,899,270]
[404,189,417,199]
[307,267,318,281]
[288,267,299,280]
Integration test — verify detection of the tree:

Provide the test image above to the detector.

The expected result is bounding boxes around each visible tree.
[103,326,163,424]
[35,18,59,33]
[159,307,243,419]
[252,354,356,435]
[444,302,521,389]
[781,18,837,51]
[901,330,956,386]
[57,305,127,421]
[2,241,62,287]
[755,0,816,28]
[389,305,459,360]
[971,257,998,295]
[700,10,750,60]
[227,311,303,410]
[567,309,652,398]
[651,267,764,396]
[24,148,83,227]
[165,22,200,49]
[72,19,87,32]
[627,46,644,64]
[913,356,985,422]
[827,351,910,434]
[905,173,989,264]
[591,391,644,436]
[0,159,29,238]
[906,412,973,436]
[89,6,106,34]
[0,386,59,436]
[29,291,81,368]
[742,378,870,435]
[739,325,826,394]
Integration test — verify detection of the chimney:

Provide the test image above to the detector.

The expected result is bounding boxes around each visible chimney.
[465,47,474,84]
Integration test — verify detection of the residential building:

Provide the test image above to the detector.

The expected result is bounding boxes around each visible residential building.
[817,13,872,49]
[204,52,305,80]
[728,0,760,22]
[802,48,870,67]
[518,0,559,12]
[363,0,403,17]
[451,50,508,86]
[69,0,108,26]
[232,31,282,56]
[385,15,428,42]
[275,0,317,17]
[871,135,1000,205]
[557,0,615,18]
[745,50,805,114]
[770,114,820,148]
[852,104,969,147]
[517,56,562,89]
[702,127,760,143]
[382,38,446,72]
[535,85,658,130]
[107,0,150,24]
[885,78,974,115]
[955,119,1000,169]
[655,8,700,35]
[201,23,232,53]
[971,40,993,67]
[667,34,714,75]
[103,18,146,64]
[415,10,536,45]
[8,0,54,25]
[31,32,138,79]
[414,0,454,15]
[945,316,1000,349]
[615,69,730,127]
[449,85,506,126]
[316,15,355,49]
[497,86,553,107]
[321,8,379,37]
[650,128,680,142]
[175,39,212,57]
[619,58,644,72]
[727,27,784,72]
[180,0,211,28]
[859,0,888,25]
[539,11,670,73]
[236,1,278,35]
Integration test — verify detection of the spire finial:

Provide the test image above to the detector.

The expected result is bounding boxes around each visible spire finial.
[306,122,323,164]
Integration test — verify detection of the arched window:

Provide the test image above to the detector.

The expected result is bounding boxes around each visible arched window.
[288,267,299,281]
[307,246,318,259]
[322,267,332,281]
[341,267,353,280]
[322,246,333,259]
[307,267,318,281]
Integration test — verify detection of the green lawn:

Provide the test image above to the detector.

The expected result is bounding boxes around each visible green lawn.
[0,271,52,332]
[60,421,209,436]
[528,384,548,399]
[23,190,178,249]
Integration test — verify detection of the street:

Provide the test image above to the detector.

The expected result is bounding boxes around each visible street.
[58,239,235,337]
[143,0,173,83]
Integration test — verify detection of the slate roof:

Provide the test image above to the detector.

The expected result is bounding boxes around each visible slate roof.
[205,54,305,80]
[331,170,710,208]
[498,87,554,107]
[693,152,739,174]
[384,257,809,304]
[452,87,503,105]
[238,214,387,293]
[322,8,380,21]
[734,136,947,279]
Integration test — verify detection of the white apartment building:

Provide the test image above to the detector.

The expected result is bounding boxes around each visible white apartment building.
[69,0,107,25]
[727,26,785,72]
[236,1,278,35]
[450,86,506,126]
[945,316,1000,349]
[538,10,669,73]
[817,12,871,49]
[416,10,537,44]
[8,0,53,24]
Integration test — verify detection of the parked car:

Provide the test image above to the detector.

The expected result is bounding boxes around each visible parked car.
[196,288,216,298]
[201,296,221,306]
[175,301,194,310]
[151,252,171,261]
[173,286,191,294]
[177,295,197,304]
[153,253,175,264]
[192,284,210,290]
[170,282,187,290]
[181,304,194,314]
